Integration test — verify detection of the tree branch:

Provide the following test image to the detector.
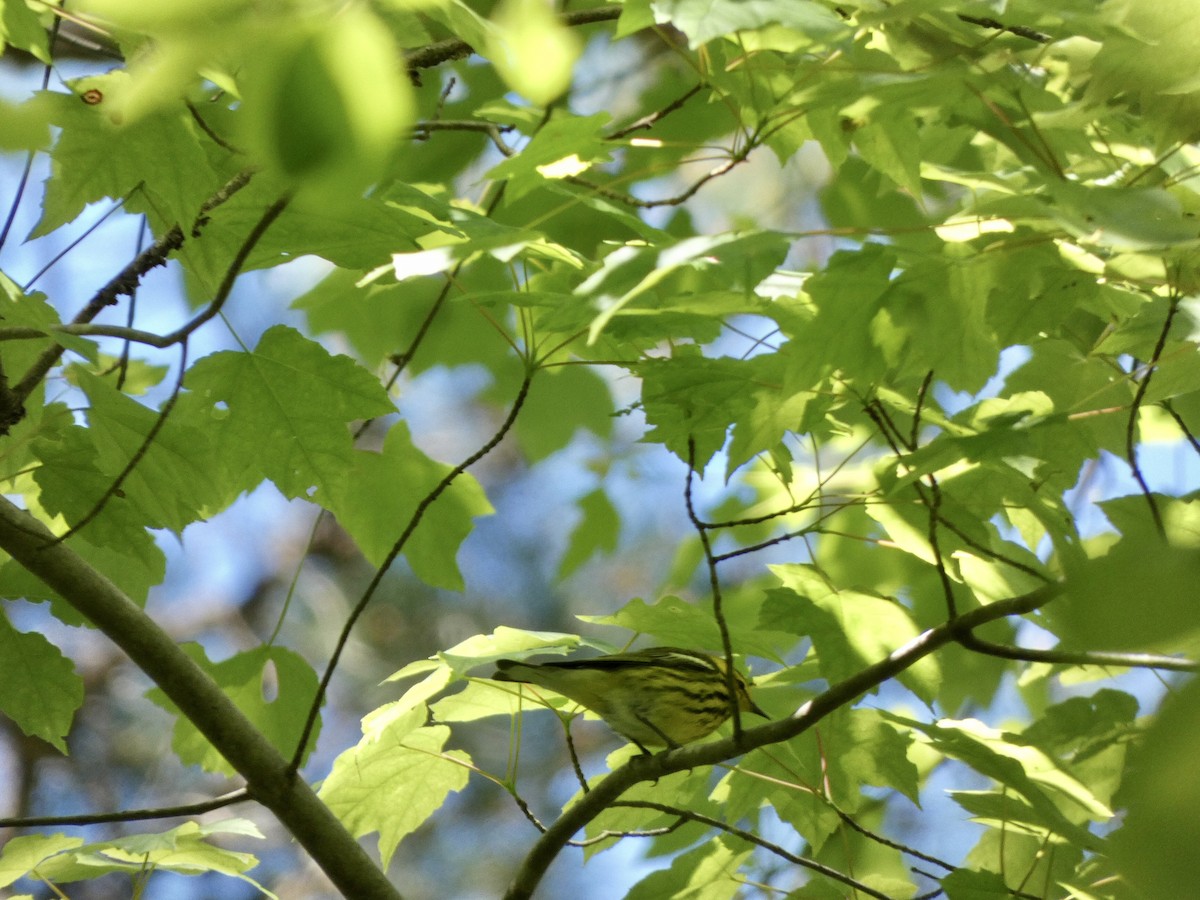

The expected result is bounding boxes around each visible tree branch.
[6,224,184,412]
[290,370,536,773]
[405,6,622,72]
[956,631,1198,672]
[0,789,250,828]
[1125,294,1180,537]
[5,167,258,421]
[565,147,754,209]
[618,800,895,899]
[606,84,705,140]
[956,13,1050,44]
[0,193,289,358]
[684,437,742,738]
[0,497,402,900]
[46,342,190,545]
[503,585,1061,899]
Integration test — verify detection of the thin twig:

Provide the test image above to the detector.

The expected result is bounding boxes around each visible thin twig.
[18,194,286,534]
[410,120,517,157]
[711,500,866,563]
[194,167,257,227]
[607,84,705,140]
[0,789,250,828]
[0,13,59,253]
[157,195,290,346]
[1163,400,1200,456]
[862,397,957,619]
[956,13,1050,44]
[620,800,897,899]
[684,437,741,741]
[508,790,550,834]
[934,513,1051,583]
[1125,293,1180,537]
[956,632,1197,672]
[566,150,752,209]
[926,475,959,618]
[114,216,149,390]
[8,168,258,414]
[570,821,681,845]
[833,803,955,871]
[911,370,933,449]
[22,192,137,292]
[967,85,1064,180]
[289,371,535,774]
[864,392,1052,590]
[388,167,511,374]
[0,150,38,256]
[9,195,287,355]
[186,100,241,154]
[564,723,590,794]
[7,223,184,408]
[404,6,621,71]
[46,342,189,545]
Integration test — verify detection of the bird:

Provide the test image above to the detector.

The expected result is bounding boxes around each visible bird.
[492,646,766,752]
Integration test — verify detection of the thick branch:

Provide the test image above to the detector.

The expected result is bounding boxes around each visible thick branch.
[503,585,1061,899]
[0,497,401,900]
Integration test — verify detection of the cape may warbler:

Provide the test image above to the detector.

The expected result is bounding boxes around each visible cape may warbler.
[493,647,766,750]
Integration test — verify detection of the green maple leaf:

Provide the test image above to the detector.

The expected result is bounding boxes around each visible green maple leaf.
[328,421,493,590]
[319,706,470,868]
[0,615,83,752]
[185,325,394,500]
